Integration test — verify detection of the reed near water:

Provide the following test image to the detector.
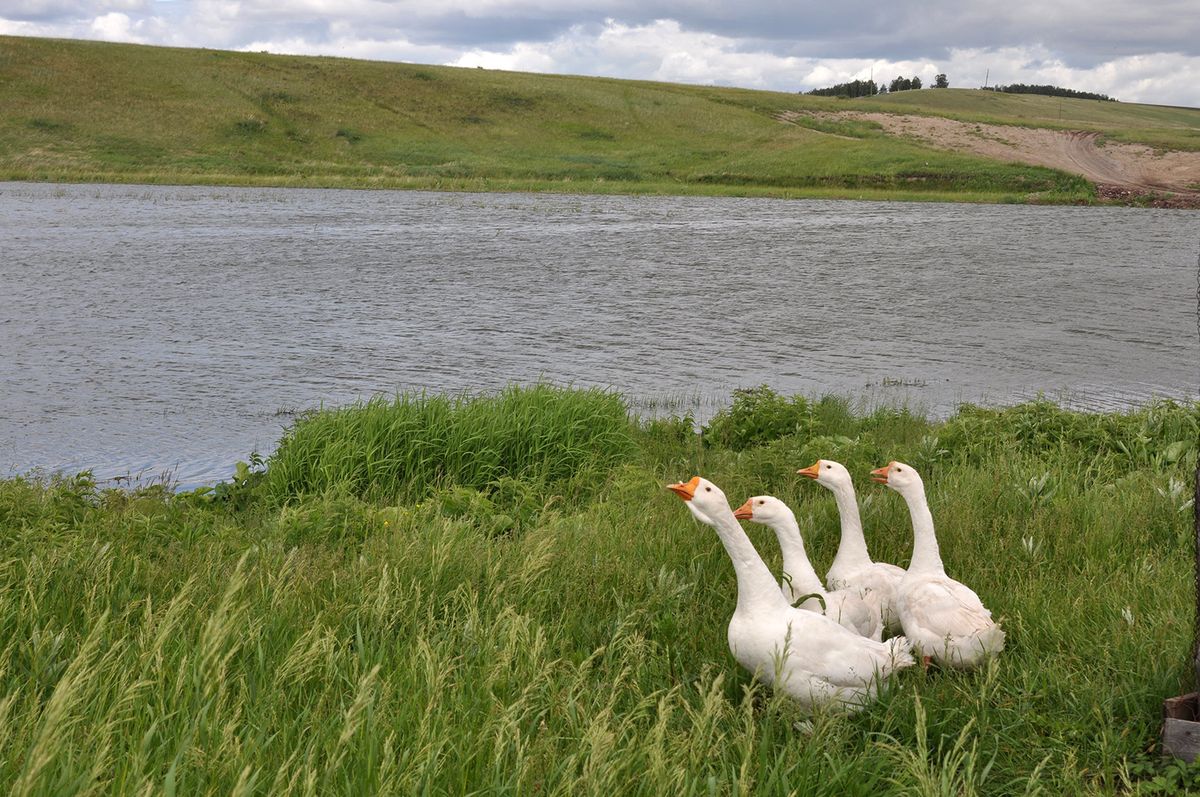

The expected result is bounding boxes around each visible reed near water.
[264,384,637,503]
[0,385,1197,794]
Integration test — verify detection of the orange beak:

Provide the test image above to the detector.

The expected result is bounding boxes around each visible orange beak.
[796,462,820,480]
[870,464,892,484]
[667,476,701,501]
[733,500,754,520]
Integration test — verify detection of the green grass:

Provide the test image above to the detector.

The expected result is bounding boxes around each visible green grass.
[1,385,1198,794]
[263,384,637,504]
[26,35,1200,203]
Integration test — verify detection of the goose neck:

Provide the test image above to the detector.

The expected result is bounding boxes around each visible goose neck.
[830,482,871,567]
[707,505,793,614]
[767,513,826,602]
[902,486,944,574]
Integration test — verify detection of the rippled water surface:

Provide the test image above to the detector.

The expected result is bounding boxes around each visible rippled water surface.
[2,182,1196,487]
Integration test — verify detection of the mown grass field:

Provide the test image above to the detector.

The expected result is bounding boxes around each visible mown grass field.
[12,36,1200,203]
[2,385,1198,795]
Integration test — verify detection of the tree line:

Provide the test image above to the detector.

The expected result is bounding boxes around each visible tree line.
[983,83,1116,102]
[805,74,1114,102]
[806,73,949,97]
[806,79,881,97]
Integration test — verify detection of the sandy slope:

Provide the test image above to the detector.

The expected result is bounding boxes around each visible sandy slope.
[779,110,1200,206]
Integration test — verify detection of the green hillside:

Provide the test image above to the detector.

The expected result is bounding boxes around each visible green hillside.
[1,35,1197,202]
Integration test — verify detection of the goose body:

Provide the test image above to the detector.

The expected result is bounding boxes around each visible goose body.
[798,460,905,634]
[871,462,1005,669]
[668,477,914,712]
[734,495,882,641]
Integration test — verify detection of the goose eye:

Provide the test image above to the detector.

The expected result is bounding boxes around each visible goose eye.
[705,486,712,492]
[758,500,764,505]
[825,464,831,469]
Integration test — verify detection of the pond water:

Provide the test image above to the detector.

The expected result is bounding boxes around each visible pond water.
[1,182,1196,488]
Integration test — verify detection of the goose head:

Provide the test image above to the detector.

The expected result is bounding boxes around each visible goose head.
[667,476,730,525]
[796,459,853,492]
[732,495,793,526]
[870,460,924,495]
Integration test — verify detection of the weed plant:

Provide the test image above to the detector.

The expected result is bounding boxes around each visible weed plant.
[1,386,1197,794]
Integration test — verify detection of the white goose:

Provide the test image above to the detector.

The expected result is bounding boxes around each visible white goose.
[798,459,905,634]
[667,476,914,712]
[733,495,883,641]
[870,461,1005,669]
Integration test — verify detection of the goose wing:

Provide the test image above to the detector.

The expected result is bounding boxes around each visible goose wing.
[782,609,908,686]
[833,562,903,597]
[905,575,994,636]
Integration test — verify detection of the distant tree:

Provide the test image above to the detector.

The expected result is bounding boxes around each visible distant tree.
[806,79,879,98]
[889,76,924,92]
[934,73,949,88]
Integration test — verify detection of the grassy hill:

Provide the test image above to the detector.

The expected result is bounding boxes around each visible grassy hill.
[1,35,1198,202]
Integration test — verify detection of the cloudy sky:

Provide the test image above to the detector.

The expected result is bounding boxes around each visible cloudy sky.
[3,0,1199,106]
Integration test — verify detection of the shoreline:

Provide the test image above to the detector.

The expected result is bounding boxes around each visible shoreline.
[6,388,1198,493]
[2,172,1190,208]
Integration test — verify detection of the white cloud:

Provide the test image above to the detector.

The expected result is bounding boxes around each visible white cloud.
[452,39,557,73]
[937,46,1200,105]
[2,3,1199,106]
[0,17,48,34]
[89,11,142,41]
[453,19,810,88]
[238,32,458,64]
[447,21,1200,106]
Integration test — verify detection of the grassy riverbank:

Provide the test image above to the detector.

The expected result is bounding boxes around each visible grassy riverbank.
[9,35,1186,203]
[2,385,1198,794]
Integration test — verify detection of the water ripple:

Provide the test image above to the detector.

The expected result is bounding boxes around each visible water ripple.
[1,183,1196,488]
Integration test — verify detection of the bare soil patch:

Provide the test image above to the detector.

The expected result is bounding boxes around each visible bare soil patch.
[779,110,1200,207]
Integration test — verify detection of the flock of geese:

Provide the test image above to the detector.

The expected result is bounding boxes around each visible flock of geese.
[667,459,1005,714]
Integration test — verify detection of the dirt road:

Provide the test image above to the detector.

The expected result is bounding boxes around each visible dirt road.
[778,110,1200,206]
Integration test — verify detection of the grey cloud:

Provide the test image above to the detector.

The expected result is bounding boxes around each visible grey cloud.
[371,12,576,48]
[274,0,1200,67]
[0,0,147,22]
[631,1,1200,66]
[9,0,1197,67]
[3,0,1199,103]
